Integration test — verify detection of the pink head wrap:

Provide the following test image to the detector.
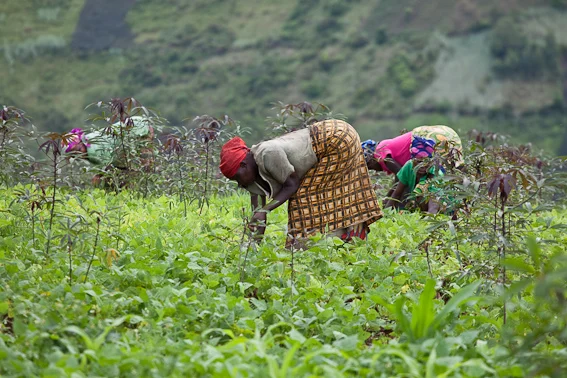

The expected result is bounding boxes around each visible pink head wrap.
[63,128,90,152]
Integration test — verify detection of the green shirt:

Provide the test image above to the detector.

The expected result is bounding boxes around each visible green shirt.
[85,117,151,167]
[397,160,458,213]
[396,160,443,193]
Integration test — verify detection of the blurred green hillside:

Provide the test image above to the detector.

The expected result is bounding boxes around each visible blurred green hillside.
[1,0,566,153]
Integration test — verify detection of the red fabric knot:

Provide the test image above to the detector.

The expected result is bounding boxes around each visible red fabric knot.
[219,137,249,178]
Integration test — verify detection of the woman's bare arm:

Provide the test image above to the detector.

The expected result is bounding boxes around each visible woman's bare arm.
[249,172,301,233]
[384,158,402,175]
[250,194,267,235]
[385,181,407,209]
[263,172,300,213]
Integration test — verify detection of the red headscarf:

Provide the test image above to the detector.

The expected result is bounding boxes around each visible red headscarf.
[219,137,250,178]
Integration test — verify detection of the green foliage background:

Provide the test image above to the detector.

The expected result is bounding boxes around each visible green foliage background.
[2,186,567,376]
[1,0,566,152]
[1,78,567,376]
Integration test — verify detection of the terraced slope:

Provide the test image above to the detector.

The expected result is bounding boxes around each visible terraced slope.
[0,0,566,152]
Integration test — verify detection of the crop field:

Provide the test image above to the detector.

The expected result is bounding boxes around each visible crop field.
[2,0,567,374]
[0,182,564,377]
[1,184,567,377]
[0,100,566,377]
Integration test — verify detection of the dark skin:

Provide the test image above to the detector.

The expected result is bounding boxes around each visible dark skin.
[232,152,301,236]
[367,155,403,205]
[384,161,440,214]
[65,142,100,185]
[366,155,402,175]
[67,142,88,155]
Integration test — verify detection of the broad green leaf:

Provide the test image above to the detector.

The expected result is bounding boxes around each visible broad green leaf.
[64,326,94,350]
[279,342,301,378]
[201,328,235,340]
[506,279,532,299]
[371,348,421,378]
[410,279,436,340]
[266,355,280,378]
[501,257,535,274]
[288,329,306,344]
[425,344,437,378]
[238,282,253,294]
[437,358,496,378]
[526,235,541,271]
[430,280,481,335]
[0,302,8,315]
[394,297,413,340]
[332,334,358,351]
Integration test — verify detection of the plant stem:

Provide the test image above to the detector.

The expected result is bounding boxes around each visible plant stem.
[119,123,131,171]
[31,207,35,248]
[68,239,73,284]
[177,153,187,217]
[200,142,210,215]
[238,207,246,266]
[84,217,101,284]
[454,239,462,268]
[0,128,7,150]
[501,197,507,325]
[116,206,122,250]
[425,242,433,278]
[45,158,58,256]
[241,239,252,283]
[239,208,250,282]
[291,244,295,300]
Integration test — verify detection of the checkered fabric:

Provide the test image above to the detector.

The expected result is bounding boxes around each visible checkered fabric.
[287,119,382,245]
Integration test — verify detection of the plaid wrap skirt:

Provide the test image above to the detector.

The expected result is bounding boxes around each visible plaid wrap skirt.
[287,119,382,244]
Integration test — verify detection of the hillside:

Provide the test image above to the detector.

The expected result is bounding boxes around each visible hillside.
[1,0,566,152]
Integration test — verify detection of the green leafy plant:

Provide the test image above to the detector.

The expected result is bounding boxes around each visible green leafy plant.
[0,100,567,377]
[38,132,66,256]
[374,279,481,342]
[0,106,35,187]
[11,185,45,248]
[84,212,101,284]
[491,17,559,79]
[157,114,247,214]
[85,97,164,192]
[266,101,344,137]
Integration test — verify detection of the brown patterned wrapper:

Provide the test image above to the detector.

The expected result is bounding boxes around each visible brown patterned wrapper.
[286,119,382,247]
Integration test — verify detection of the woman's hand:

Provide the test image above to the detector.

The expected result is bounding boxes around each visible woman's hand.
[386,181,407,209]
[249,210,267,235]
